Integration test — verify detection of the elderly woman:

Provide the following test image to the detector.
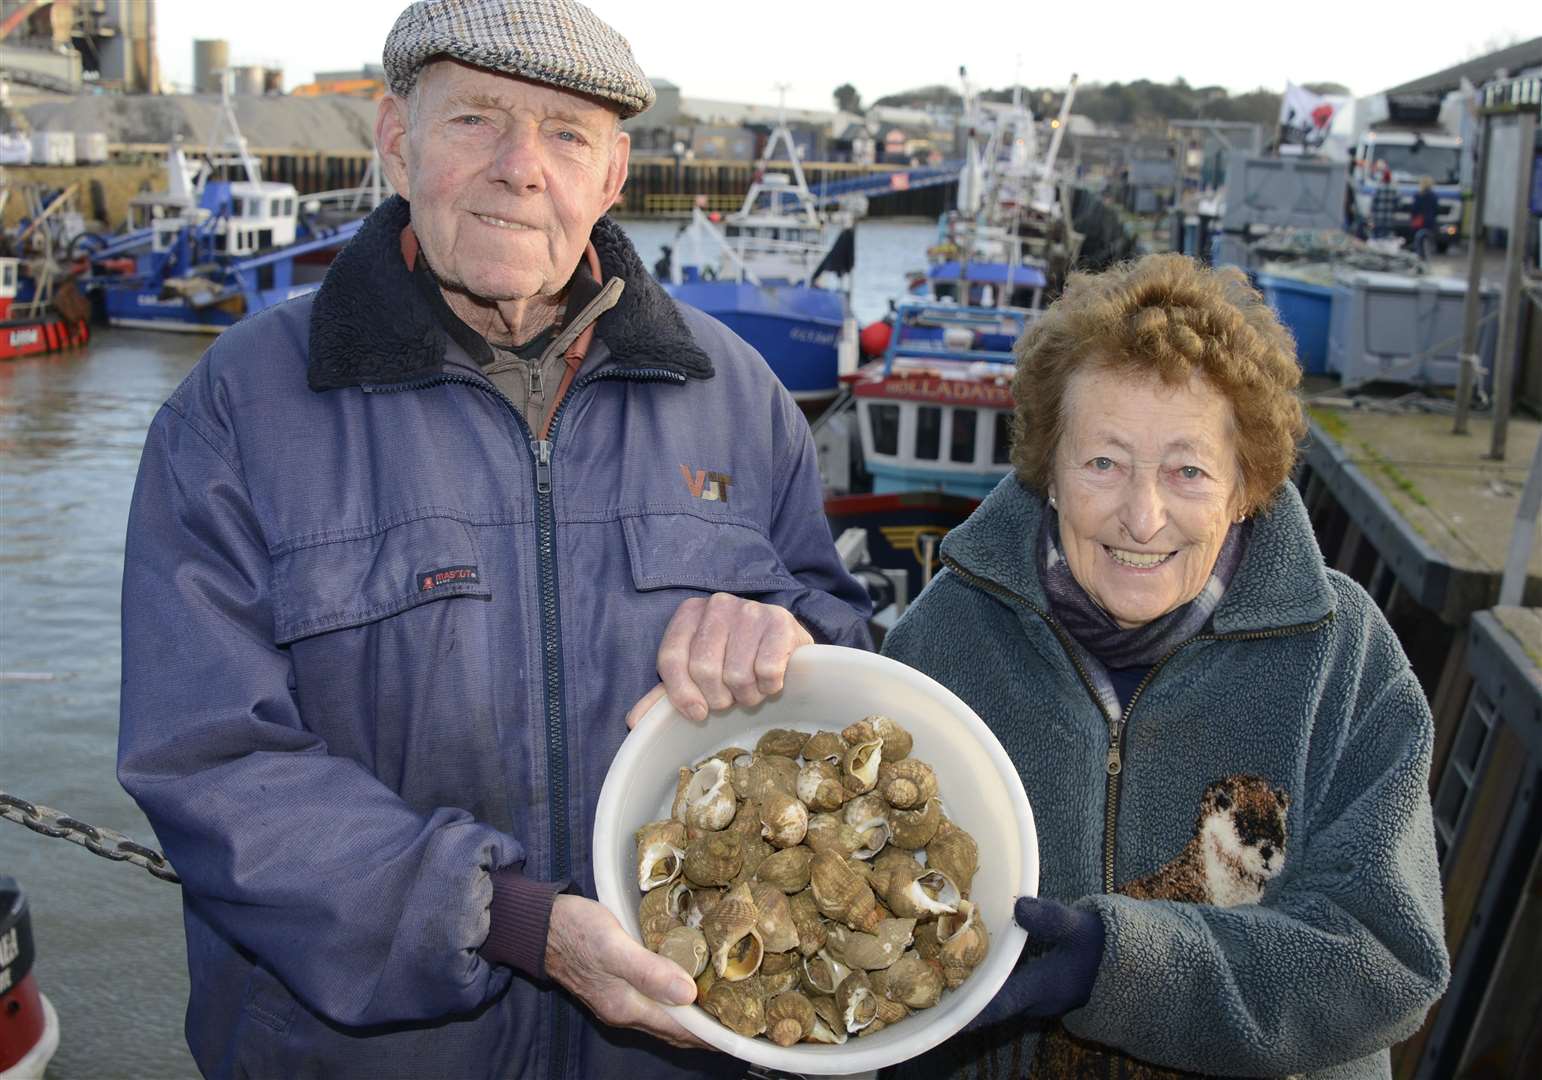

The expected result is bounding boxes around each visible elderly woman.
[881,254,1448,1078]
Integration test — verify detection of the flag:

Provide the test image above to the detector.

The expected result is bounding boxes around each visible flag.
[1280,82,1347,148]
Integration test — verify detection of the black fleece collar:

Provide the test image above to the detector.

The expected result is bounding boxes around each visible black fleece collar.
[308,195,713,391]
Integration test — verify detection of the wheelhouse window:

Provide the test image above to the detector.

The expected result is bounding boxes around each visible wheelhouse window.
[992,412,1012,464]
[950,409,977,463]
[870,403,900,456]
[915,406,941,460]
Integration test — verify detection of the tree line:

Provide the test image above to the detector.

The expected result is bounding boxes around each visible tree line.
[836,79,1352,131]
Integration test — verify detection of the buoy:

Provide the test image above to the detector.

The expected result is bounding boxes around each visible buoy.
[859,320,893,358]
[0,878,59,1080]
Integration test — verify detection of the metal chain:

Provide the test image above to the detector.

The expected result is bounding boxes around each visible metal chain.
[0,790,180,884]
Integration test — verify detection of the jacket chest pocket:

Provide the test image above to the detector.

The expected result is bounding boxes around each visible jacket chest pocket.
[270,516,505,801]
[271,516,492,645]
[621,512,800,594]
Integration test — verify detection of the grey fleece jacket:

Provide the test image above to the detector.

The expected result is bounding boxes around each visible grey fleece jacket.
[880,477,1448,1079]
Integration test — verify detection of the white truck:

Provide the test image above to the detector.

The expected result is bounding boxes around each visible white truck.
[1348,92,1467,251]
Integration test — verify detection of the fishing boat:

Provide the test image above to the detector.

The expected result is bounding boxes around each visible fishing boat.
[662,106,859,402]
[854,73,1080,376]
[922,72,1080,311]
[0,878,59,1080]
[0,185,92,362]
[847,299,1023,499]
[0,257,90,361]
[824,300,1029,612]
[822,75,1077,609]
[79,76,374,333]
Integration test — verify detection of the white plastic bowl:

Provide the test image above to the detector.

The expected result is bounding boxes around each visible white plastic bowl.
[593,644,1038,1075]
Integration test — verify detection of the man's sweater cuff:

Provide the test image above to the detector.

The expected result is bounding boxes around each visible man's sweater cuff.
[480,869,566,979]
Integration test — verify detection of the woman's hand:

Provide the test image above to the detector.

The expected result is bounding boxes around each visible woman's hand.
[544,895,711,1050]
[965,896,1106,1030]
[625,594,813,728]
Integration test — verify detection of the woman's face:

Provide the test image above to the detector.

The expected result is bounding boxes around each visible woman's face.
[1048,365,1243,629]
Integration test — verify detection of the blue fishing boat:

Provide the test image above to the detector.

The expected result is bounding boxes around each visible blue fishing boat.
[87,178,362,333]
[665,278,845,398]
[661,109,857,402]
[80,77,377,333]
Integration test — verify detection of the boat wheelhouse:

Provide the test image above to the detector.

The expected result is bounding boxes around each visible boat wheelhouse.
[850,300,1028,499]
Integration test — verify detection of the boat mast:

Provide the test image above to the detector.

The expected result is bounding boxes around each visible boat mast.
[204,69,263,186]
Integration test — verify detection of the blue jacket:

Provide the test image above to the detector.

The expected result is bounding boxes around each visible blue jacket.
[117,196,871,1079]
[880,476,1447,1079]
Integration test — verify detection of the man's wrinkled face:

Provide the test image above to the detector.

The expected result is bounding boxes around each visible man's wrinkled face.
[378,59,629,304]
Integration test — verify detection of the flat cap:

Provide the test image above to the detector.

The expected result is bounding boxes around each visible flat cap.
[383,0,655,117]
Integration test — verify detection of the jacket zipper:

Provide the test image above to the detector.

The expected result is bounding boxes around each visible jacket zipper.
[938,551,1330,1079]
[936,551,1332,894]
[369,363,686,1078]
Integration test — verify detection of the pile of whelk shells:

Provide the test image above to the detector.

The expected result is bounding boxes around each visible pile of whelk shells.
[631,715,987,1046]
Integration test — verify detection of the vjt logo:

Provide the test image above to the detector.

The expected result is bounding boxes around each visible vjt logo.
[679,464,732,503]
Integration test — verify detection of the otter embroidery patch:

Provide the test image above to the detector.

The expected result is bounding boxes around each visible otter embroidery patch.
[1122,774,1290,907]
[1034,775,1292,1079]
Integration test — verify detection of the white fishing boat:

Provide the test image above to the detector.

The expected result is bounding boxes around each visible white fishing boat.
[925,71,1080,309]
[663,96,860,401]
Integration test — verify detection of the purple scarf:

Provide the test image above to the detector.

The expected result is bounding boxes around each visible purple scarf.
[1038,506,1248,720]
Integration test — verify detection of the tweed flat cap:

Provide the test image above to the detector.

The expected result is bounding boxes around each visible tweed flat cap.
[383,0,654,117]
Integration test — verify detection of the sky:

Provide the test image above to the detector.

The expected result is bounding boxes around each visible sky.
[152,0,1537,109]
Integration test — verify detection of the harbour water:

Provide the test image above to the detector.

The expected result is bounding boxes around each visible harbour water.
[0,218,933,1078]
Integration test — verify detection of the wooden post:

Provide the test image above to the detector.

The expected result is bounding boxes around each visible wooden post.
[1497,428,1542,606]
[1452,113,1490,435]
[1487,110,1538,462]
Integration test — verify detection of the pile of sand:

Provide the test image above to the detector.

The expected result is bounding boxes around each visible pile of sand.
[22,94,378,152]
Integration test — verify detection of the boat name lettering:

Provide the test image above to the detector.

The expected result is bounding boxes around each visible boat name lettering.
[0,927,17,967]
[787,327,836,346]
[136,295,184,307]
[8,328,40,348]
[0,965,10,993]
[881,378,1012,407]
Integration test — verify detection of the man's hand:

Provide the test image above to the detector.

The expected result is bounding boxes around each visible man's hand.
[625,594,813,729]
[545,895,710,1051]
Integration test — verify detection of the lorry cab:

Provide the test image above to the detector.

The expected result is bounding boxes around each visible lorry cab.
[1352,130,1463,251]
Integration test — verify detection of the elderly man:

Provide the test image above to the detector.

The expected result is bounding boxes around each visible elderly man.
[116,1,871,1077]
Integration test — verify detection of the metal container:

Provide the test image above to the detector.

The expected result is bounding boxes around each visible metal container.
[1255,271,1334,374]
[1326,272,1499,388]
[1211,232,1256,272]
[230,65,266,96]
[73,132,108,164]
[193,39,229,94]
[28,132,74,167]
[1222,154,1347,231]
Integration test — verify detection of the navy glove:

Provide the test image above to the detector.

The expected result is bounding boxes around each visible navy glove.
[964,896,1106,1031]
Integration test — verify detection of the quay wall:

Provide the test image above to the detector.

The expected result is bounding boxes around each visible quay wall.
[4,150,953,230]
[621,156,954,218]
[1,160,165,232]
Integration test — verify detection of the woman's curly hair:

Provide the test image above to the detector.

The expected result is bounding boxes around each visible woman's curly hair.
[1010,253,1306,516]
